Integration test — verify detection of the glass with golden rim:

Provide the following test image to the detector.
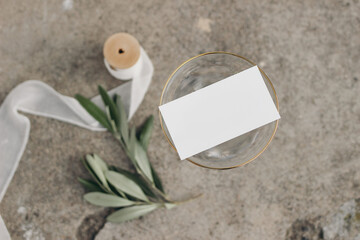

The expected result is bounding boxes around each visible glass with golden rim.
[159,52,279,169]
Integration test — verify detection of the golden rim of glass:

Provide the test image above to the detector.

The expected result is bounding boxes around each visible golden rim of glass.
[159,51,279,170]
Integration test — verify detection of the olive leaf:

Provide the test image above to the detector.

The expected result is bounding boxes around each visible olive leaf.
[75,94,111,130]
[91,154,126,198]
[81,157,111,193]
[78,178,104,192]
[110,167,157,198]
[107,204,159,223]
[133,141,153,182]
[164,203,176,209]
[84,192,134,207]
[93,154,108,172]
[98,86,120,127]
[105,171,149,202]
[151,165,164,193]
[138,116,154,150]
[115,95,129,144]
[105,106,117,132]
[128,127,137,158]
[86,154,111,192]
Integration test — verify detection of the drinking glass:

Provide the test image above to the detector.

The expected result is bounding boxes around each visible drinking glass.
[159,52,279,169]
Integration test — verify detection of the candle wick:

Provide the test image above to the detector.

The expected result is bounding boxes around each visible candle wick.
[118,48,124,54]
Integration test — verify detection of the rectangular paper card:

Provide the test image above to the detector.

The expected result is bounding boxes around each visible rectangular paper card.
[159,66,280,160]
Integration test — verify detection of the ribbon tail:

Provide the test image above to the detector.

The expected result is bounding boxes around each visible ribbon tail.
[0,215,11,240]
[128,48,154,119]
[0,80,107,239]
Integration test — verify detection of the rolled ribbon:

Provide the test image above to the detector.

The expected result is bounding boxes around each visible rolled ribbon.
[104,53,143,80]
[103,32,142,81]
[0,38,153,239]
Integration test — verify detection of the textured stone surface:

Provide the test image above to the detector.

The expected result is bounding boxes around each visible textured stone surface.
[285,218,324,240]
[285,198,360,240]
[0,0,359,239]
[323,198,360,240]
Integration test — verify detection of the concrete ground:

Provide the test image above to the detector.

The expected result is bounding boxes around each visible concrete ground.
[0,0,359,239]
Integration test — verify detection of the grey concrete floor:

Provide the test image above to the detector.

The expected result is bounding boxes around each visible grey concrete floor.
[0,0,359,239]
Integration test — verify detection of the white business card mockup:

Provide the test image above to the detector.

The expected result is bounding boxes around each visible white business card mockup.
[159,66,280,160]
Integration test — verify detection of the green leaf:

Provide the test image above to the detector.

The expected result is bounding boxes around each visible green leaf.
[134,141,153,182]
[105,106,117,132]
[98,86,120,127]
[106,204,159,223]
[93,154,108,172]
[129,127,136,154]
[84,192,134,207]
[75,94,111,130]
[150,165,164,193]
[78,177,104,192]
[104,167,127,198]
[129,124,153,183]
[164,203,176,209]
[81,158,110,193]
[115,95,129,144]
[86,154,111,192]
[111,167,156,198]
[138,116,154,150]
[105,171,149,202]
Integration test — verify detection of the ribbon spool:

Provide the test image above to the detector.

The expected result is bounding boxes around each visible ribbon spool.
[103,33,143,80]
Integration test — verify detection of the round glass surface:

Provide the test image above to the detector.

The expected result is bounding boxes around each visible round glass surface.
[159,52,279,169]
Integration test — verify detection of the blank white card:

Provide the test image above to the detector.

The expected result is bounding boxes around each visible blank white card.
[159,66,280,160]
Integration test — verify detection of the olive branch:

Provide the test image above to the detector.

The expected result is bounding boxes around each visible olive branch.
[75,86,200,223]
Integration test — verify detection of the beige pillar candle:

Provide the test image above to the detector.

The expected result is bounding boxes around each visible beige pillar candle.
[103,33,141,70]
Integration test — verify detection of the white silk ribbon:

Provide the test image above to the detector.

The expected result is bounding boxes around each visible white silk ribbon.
[0,47,153,239]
